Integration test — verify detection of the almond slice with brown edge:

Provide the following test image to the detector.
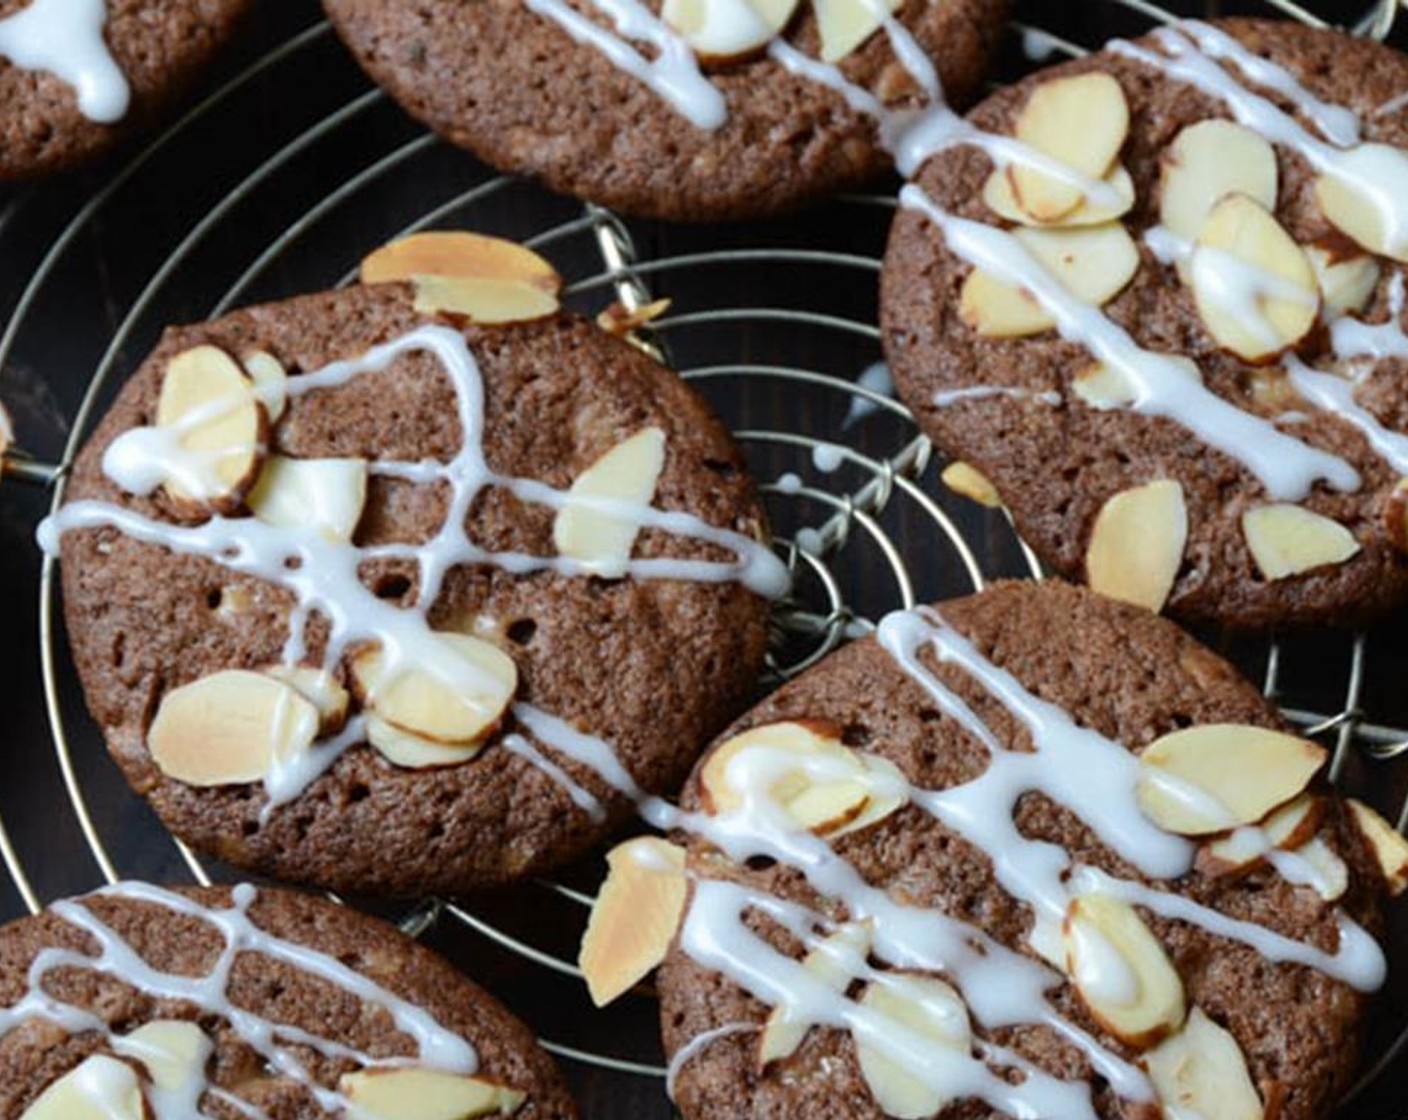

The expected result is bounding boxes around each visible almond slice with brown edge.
[366,715,484,770]
[811,0,898,63]
[260,664,351,737]
[663,0,798,64]
[1071,356,1202,412]
[1007,73,1130,224]
[1190,194,1320,362]
[1314,143,1408,263]
[596,297,672,339]
[149,670,319,786]
[351,632,518,746]
[155,344,267,515]
[113,1020,212,1091]
[759,921,872,1066]
[554,427,666,578]
[243,350,288,424]
[1241,504,1360,581]
[19,1055,146,1120]
[856,973,973,1118]
[984,164,1135,229]
[959,222,1140,338]
[1197,794,1324,878]
[248,455,368,543]
[1348,799,1408,896]
[579,837,688,1007]
[1085,479,1188,614]
[1143,1007,1262,1120]
[340,1068,526,1119]
[1305,246,1380,318]
[1159,121,1278,246]
[360,231,562,325]
[1064,894,1184,1049]
[1136,724,1327,837]
[940,461,1001,508]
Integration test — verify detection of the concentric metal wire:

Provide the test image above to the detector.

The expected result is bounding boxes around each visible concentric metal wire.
[0,1,1406,1116]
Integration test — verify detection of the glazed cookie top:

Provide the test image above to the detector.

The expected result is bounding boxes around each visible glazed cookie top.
[42,233,786,897]
[0,0,254,181]
[577,580,1408,1120]
[882,19,1408,629]
[322,0,1007,221]
[0,882,577,1118]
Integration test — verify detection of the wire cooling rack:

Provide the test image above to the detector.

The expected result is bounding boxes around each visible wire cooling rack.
[1,0,1407,1116]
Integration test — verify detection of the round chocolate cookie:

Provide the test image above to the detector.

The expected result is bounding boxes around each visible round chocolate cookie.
[0,882,577,1117]
[653,580,1397,1120]
[50,239,781,896]
[321,0,1008,221]
[883,19,1408,629]
[0,0,255,181]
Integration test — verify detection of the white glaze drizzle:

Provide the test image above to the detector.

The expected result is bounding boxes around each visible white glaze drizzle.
[841,361,894,429]
[664,1020,756,1099]
[1,882,477,1116]
[931,384,1062,408]
[0,0,129,123]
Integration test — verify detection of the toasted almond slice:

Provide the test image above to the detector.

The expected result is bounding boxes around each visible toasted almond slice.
[1143,1007,1261,1120]
[149,670,319,786]
[155,344,267,514]
[248,455,368,543]
[1348,799,1408,896]
[411,276,560,325]
[1314,143,1408,264]
[759,922,872,1066]
[113,1020,212,1092]
[664,0,798,63]
[1198,794,1324,878]
[1071,355,1201,412]
[1007,73,1130,224]
[1305,246,1380,318]
[596,297,672,338]
[1136,724,1326,837]
[554,428,666,578]
[243,350,288,424]
[856,973,972,1118]
[984,164,1135,228]
[1294,836,1348,902]
[1191,194,1320,362]
[1085,479,1188,614]
[1241,504,1360,581]
[811,0,899,63]
[351,632,518,746]
[940,461,1001,508]
[340,1068,526,1119]
[19,1055,146,1120]
[579,837,688,1007]
[361,231,561,294]
[959,222,1140,338]
[1065,894,1184,1049]
[1159,121,1278,244]
[366,715,484,770]
[261,664,351,736]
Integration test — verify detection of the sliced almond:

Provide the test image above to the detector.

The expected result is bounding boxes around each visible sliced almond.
[1085,479,1188,614]
[1241,504,1360,581]
[340,1068,525,1119]
[1248,368,1305,414]
[1143,1007,1262,1120]
[940,461,1000,508]
[1159,121,1278,245]
[700,721,906,838]
[1313,143,1408,264]
[350,632,518,746]
[596,298,672,339]
[579,837,688,1007]
[1136,724,1326,837]
[664,0,798,64]
[243,350,289,424]
[1305,246,1380,318]
[366,715,484,769]
[19,1055,145,1120]
[411,276,560,325]
[1071,356,1201,412]
[959,222,1140,338]
[113,1020,212,1092]
[1190,194,1320,362]
[554,428,666,578]
[856,973,972,1118]
[248,455,368,543]
[361,231,561,293]
[1348,799,1408,896]
[759,922,871,1066]
[148,670,319,787]
[1197,794,1324,878]
[1007,73,1130,224]
[260,664,351,736]
[983,164,1135,228]
[1065,894,1184,1049]
[155,344,267,515]
[1294,836,1348,902]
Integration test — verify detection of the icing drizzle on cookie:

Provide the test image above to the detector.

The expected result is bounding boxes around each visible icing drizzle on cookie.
[0,0,130,123]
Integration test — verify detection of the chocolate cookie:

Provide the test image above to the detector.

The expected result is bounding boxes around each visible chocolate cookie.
[45,232,785,896]
[322,0,1008,221]
[0,0,255,181]
[0,881,577,1118]
[579,580,1405,1120]
[882,18,1408,630]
